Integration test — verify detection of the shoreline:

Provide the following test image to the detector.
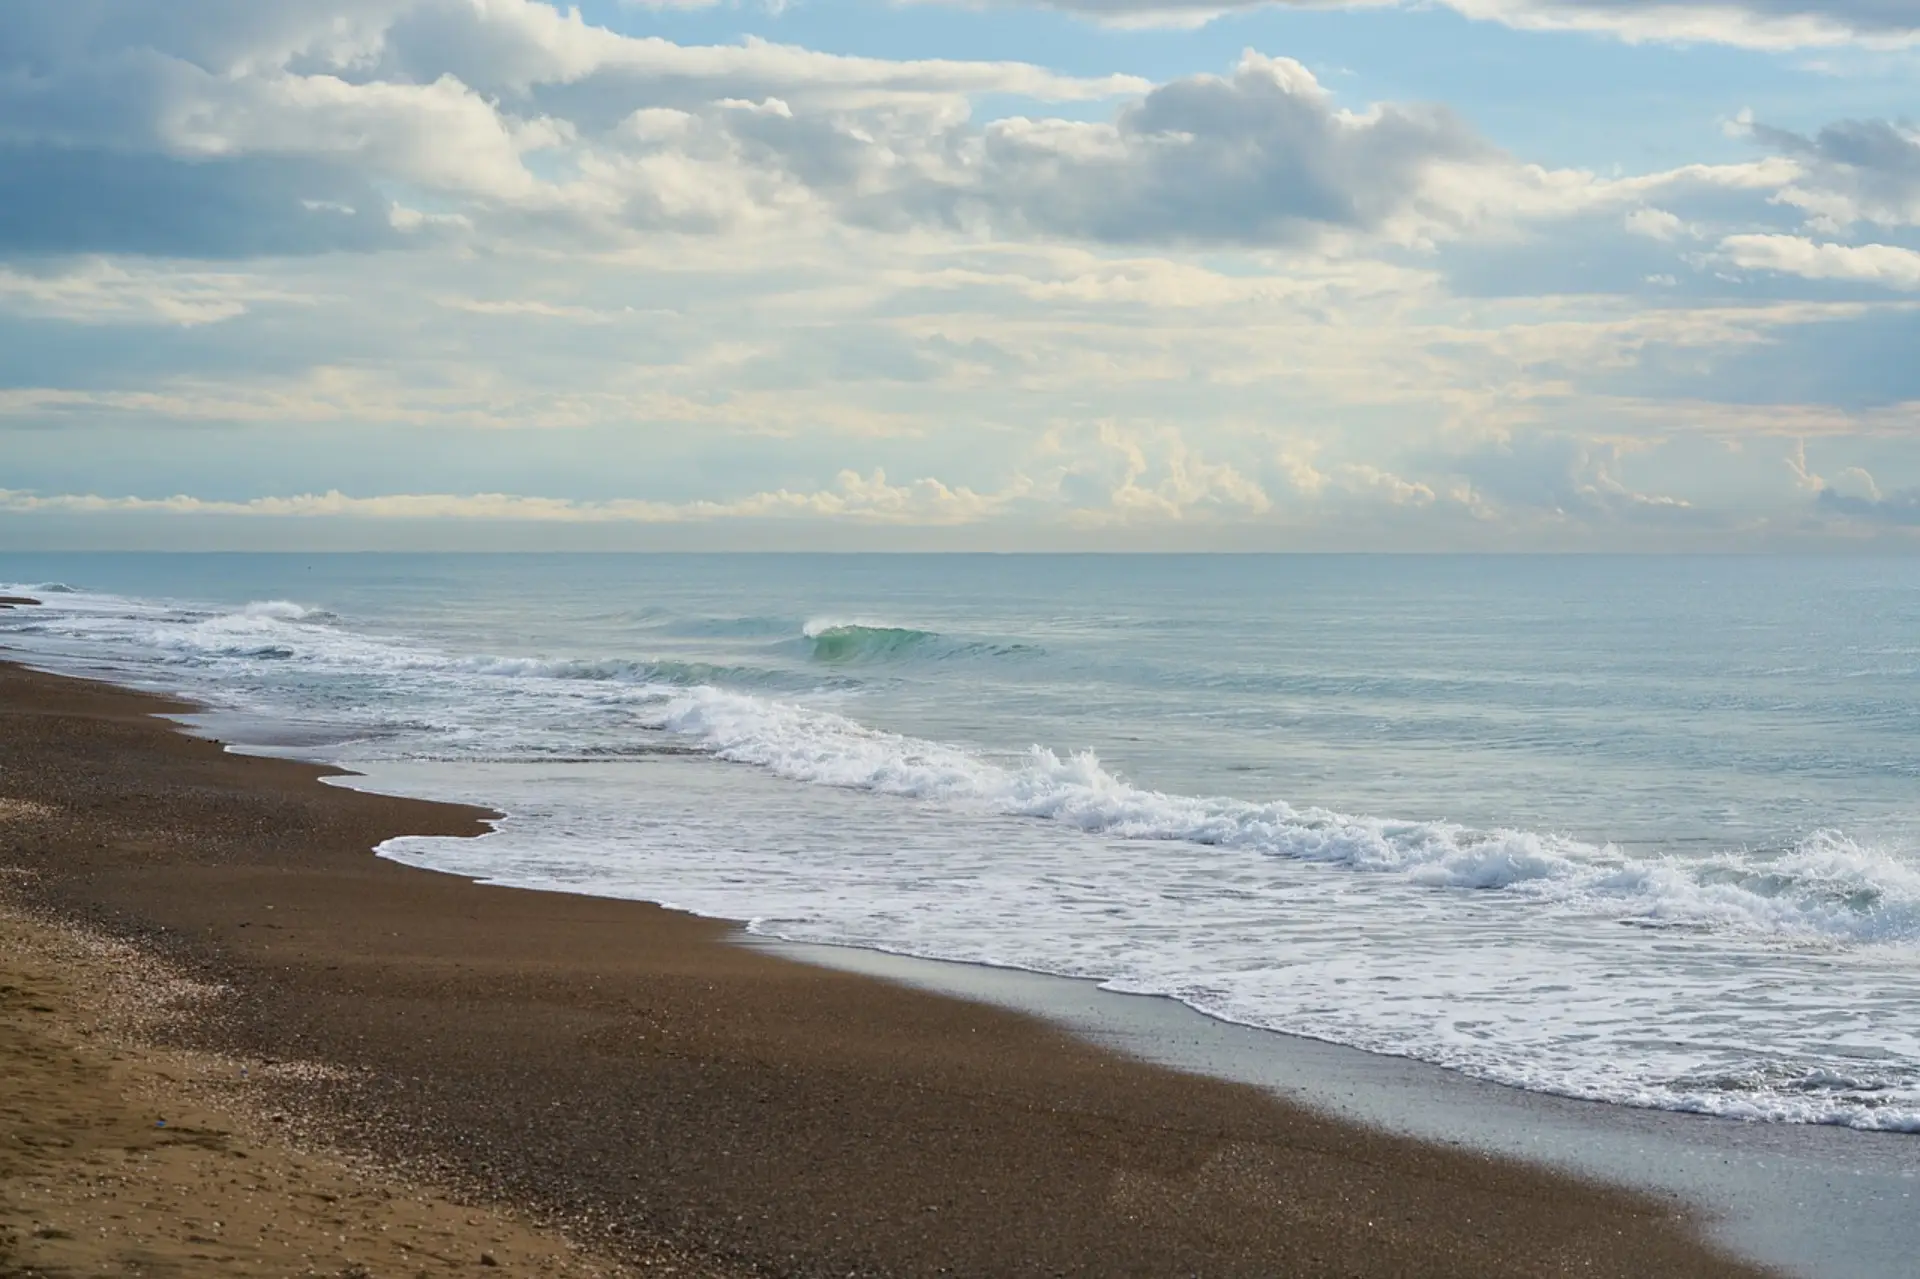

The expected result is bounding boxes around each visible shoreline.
[331,755,1920,1275]
[748,938,1920,1279]
[1,659,1783,1276]
[344,754,1920,1279]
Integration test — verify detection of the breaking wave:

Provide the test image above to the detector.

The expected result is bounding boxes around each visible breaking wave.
[798,618,1039,665]
[27,596,833,695]
[801,619,941,663]
[639,685,1920,948]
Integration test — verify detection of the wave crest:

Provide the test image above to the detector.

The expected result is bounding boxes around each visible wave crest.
[241,600,337,622]
[801,619,940,663]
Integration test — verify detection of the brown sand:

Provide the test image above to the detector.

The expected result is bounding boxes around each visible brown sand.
[0,901,683,1278]
[0,661,1772,1277]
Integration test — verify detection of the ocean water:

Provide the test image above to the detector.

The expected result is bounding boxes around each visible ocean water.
[4,552,1919,1131]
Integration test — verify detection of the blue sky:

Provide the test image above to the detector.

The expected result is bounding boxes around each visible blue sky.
[2,0,1918,549]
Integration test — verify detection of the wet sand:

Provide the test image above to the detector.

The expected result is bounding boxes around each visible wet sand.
[0,660,1770,1277]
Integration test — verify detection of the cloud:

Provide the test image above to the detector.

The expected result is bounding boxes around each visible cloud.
[565,50,1535,250]
[1815,484,1920,524]
[925,0,1920,48]
[1787,457,1920,525]
[0,468,1016,525]
[1442,0,1920,49]
[1443,434,1694,519]
[1722,234,1920,289]
[4,1,1917,552]
[1624,207,1689,241]
[866,53,1491,247]
[12,0,1854,262]
[0,258,304,325]
[0,0,1144,256]
[1049,422,1273,522]
[1740,115,1920,231]
[1334,463,1438,506]
[0,1,1521,255]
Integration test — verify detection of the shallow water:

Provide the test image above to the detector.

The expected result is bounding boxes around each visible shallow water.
[4,552,1918,1130]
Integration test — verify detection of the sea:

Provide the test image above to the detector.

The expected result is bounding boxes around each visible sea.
[3,552,1917,1132]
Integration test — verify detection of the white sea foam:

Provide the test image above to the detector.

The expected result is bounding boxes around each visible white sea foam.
[801,616,916,639]
[240,599,325,621]
[371,751,1920,1132]
[637,686,1920,947]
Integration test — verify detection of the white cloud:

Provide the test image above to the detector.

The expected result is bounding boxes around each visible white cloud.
[1056,422,1274,522]
[0,469,1016,525]
[0,258,306,325]
[1441,0,1915,50]
[1443,434,1694,518]
[932,0,1920,49]
[0,0,1145,255]
[1722,234,1920,288]
[1624,207,1688,241]
[878,53,1491,246]
[1336,463,1437,505]
[438,296,636,322]
[1781,455,1920,527]
[1738,116,1920,231]
[1,0,1860,260]
[3,0,1918,551]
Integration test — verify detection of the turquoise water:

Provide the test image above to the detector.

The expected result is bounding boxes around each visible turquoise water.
[4,552,1919,1127]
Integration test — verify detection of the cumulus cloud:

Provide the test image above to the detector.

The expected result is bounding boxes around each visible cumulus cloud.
[2,1,1503,254]
[1444,434,1693,519]
[877,54,1488,246]
[10,0,1840,261]
[4,0,1916,551]
[0,0,1144,255]
[1049,422,1273,522]
[1335,463,1438,506]
[546,51,1518,248]
[1786,454,1920,526]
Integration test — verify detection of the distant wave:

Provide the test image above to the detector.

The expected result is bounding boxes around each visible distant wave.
[0,580,81,597]
[798,618,1040,665]
[106,600,837,694]
[800,619,940,663]
[240,599,336,622]
[640,685,1920,949]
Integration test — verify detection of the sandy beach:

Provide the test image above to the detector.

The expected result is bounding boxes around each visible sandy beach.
[0,659,1771,1277]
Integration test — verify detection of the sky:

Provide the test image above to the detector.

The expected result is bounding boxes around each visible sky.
[1,0,1918,551]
